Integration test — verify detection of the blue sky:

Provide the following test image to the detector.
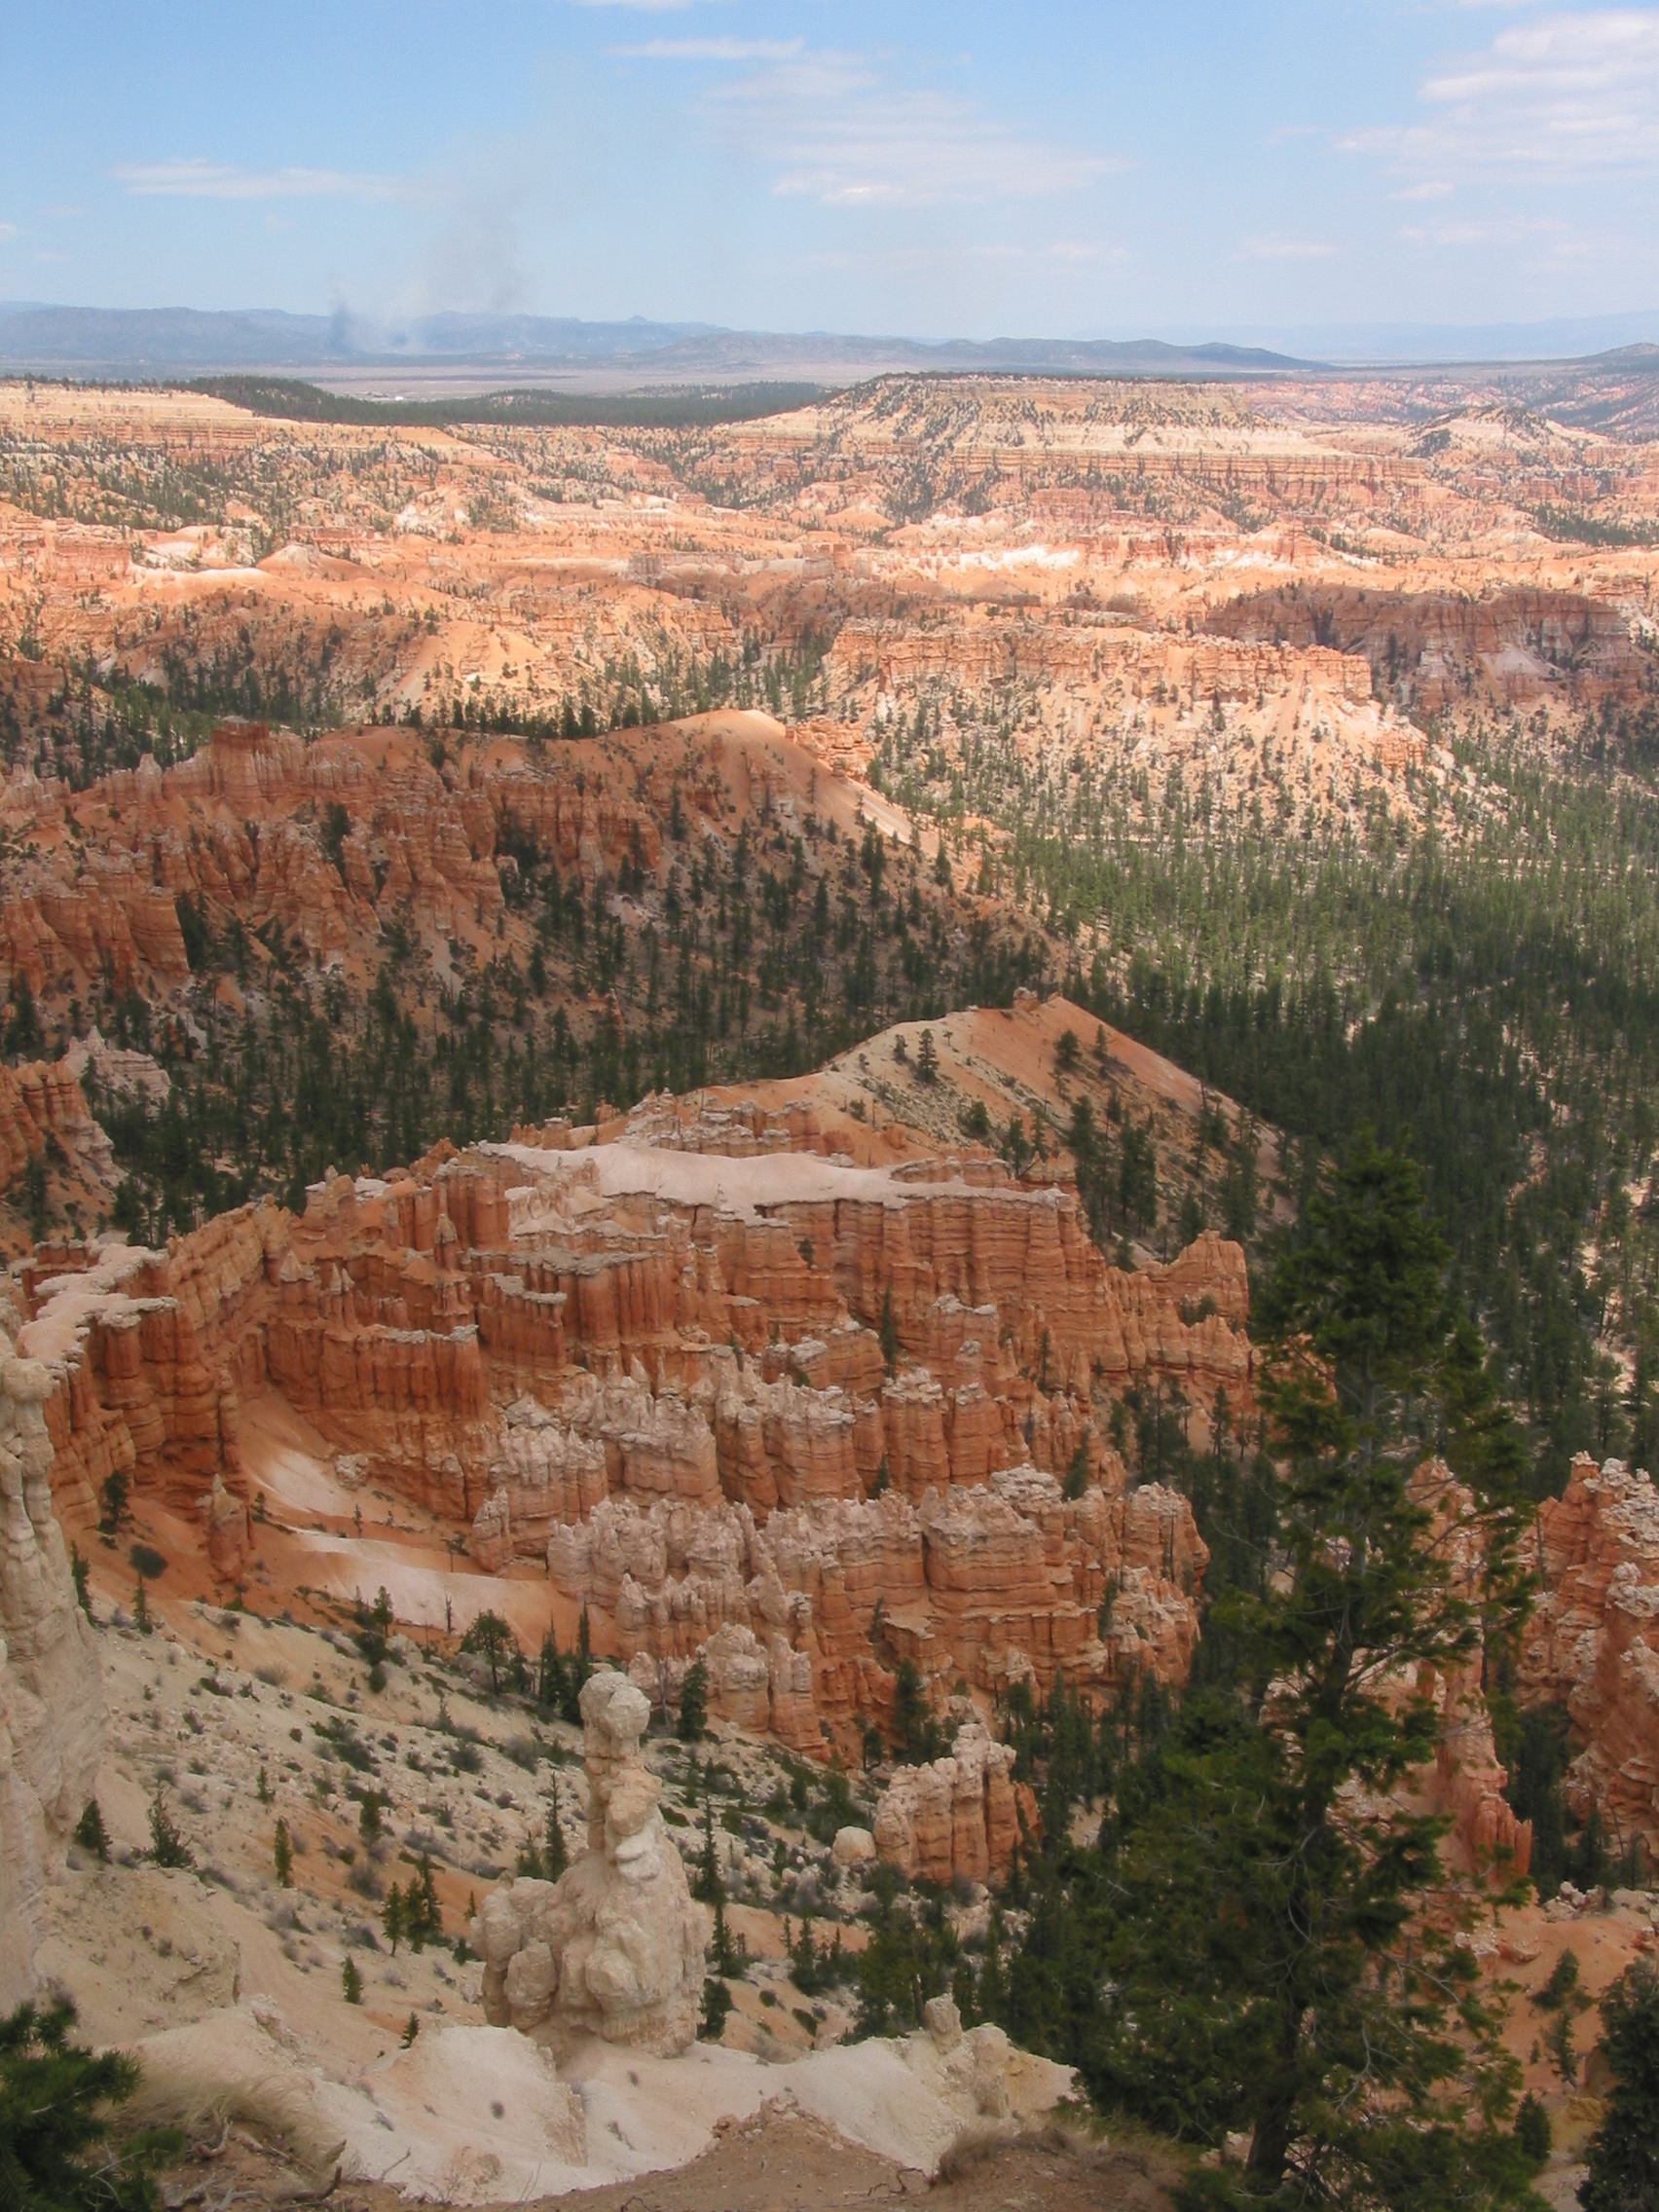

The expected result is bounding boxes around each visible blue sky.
[2,2,1656,342]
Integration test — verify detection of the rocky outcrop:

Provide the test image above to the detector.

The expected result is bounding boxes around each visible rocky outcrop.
[1407,1459,1531,1880]
[24,1209,276,1542]
[19,1098,1234,1751]
[0,1057,113,1198]
[871,1722,1035,1885]
[470,1670,708,2055]
[0,1326,103,2008]
[1522,1454,1659,1854]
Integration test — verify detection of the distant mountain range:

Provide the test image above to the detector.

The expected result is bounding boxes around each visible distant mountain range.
[3,302,1658,388]
[0,303,1302,385]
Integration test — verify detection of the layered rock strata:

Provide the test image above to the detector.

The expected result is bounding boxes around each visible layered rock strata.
[0,1058,112,1192]
[1522,1454,1659,1853]
[0,1326,102,2007]
[470,1669,708,2054]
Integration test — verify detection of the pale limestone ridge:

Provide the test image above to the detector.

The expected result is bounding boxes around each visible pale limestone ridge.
[0,1325,102,2007]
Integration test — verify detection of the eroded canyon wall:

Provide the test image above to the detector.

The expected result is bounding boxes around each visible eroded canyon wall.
[19,1098,1246,1758]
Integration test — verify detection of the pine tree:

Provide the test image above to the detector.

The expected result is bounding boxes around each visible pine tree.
[148,1784,193,1870]
[694,1797,720,1905]
[383,1882,406,1955]
[879,1284,900,1376]
[460,1609,516,1694]
[976,1907,1009,2023]
[890,1659,938,1763]
[1062,1437,1090,1500]
[341,1955,363,2006]
[544,1784,568,1880]
[678,1658,708,1742]
[571,1605,593,1716]
[0,1997,181,2212]
[98,1470,129,1534]
[1581,1962,1659,2211]
[1080,1135,1535,2202]
[537,1627,567,1713]
[73,1799,109,1863]
[405,1856,442,1951]
[699,1975,732,2042]
[273,1820,293,1888]
[358,1792,383,1846]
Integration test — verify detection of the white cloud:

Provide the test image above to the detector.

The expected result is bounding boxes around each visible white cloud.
[1349,9,1659,176]
[111,158,419,203]
[0,223,16,240]
[1236,234,1338,260]
[616,36,801,59]
[706,49,1119,207]
[1396,209,1570,248]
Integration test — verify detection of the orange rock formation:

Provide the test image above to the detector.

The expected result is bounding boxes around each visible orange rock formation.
[19,1095,1244,1756]
[870,1720,1036,1885]
[1522,1454,1659,1854]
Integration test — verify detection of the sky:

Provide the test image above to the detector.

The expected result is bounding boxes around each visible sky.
[2,1,1657,345]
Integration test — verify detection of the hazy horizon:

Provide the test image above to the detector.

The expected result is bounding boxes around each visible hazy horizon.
[5,3,1658,347]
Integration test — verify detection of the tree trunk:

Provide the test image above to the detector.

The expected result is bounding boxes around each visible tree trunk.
[1246,2006,1304,2184]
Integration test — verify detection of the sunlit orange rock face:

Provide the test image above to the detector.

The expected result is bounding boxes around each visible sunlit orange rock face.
[18,1089,1247,1757]
[0,716,665,1023]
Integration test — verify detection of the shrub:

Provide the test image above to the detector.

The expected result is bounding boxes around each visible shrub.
[148,1785,193,1870]
[699,1978,732,2042]
[1513,2092,1550,2166]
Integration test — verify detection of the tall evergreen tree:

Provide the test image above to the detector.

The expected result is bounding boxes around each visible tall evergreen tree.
[1080,1134,1536,2206]
[1581,1962,1659,2212]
